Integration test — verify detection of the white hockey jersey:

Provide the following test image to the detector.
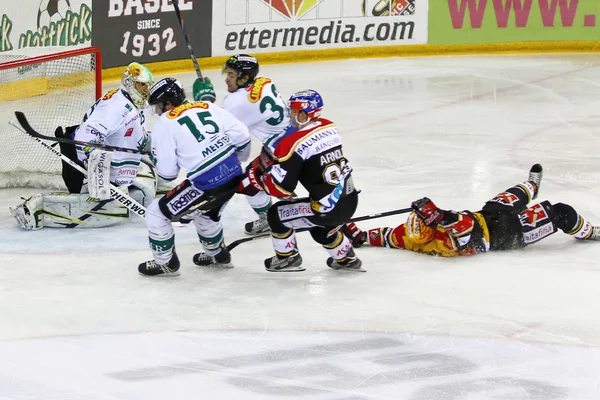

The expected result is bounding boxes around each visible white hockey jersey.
[75,89,148,187]
[151,101,251,190]
[222,77,291,150]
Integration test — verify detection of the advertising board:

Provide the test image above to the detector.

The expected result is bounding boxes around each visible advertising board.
[92,0,212,68]
[212,0,427,56]
[430,0,600,44]
[0,0,92,52]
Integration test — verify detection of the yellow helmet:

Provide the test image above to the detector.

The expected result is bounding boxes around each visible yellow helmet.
[406,212,435,244]
[121,62,153,109]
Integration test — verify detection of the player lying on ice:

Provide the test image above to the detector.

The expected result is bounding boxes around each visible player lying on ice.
[341,164,600,256]
[11,62,157,230]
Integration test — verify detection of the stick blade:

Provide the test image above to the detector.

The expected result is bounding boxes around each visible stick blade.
[14,111,37,137]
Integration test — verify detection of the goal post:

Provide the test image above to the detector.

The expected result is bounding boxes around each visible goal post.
[0,46,102,189]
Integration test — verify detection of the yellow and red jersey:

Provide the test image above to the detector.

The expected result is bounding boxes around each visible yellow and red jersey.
[367,211,491,257]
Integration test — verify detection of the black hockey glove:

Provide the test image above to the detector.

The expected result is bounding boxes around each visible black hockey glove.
[412,197,444,227]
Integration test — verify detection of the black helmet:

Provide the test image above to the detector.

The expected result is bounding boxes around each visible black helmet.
[148,78,186,111]
[223,54,259,84]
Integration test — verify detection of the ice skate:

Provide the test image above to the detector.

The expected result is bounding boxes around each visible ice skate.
[574,224,600,241]
[589,227,600,241]
[138,252,180,277]
[327,249,365,272]
[529,164,543,199]
[193,244,233,268]
[244,212,270,235]
[264,251,304,272]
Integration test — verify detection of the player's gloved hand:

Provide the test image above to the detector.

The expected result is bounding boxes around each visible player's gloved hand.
[340,223,368,248]
[193,77,216,103]
[237,165,266,196]
[249,146,275,172]
[411,197,444,226]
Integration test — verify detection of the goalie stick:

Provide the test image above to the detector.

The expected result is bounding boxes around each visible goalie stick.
[172,0,204,82]
[225,207,412,251]
[11,118,147,219]
[14,112,150,156]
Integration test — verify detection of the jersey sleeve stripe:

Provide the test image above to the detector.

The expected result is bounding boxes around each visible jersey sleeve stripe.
[158,173,178,181]
[236,140,251,151]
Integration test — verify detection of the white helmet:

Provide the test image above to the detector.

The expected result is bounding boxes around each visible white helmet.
[121,62,153,109]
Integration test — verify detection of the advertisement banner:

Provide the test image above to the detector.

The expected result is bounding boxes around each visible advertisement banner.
[212,0,427,56]
[430,0,600,44]
[92,0,212,68]
[0,0,92,53]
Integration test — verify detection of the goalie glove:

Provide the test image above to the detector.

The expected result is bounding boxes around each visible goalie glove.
[87,150,112,200]
[411,197,444,227]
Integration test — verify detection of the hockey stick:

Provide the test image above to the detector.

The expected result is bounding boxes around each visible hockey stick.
[172,0,204,81]
[14,112,150,156]
[11,119,147,218]
[225,207,412,251]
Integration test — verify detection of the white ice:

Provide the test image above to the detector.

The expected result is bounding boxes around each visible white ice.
[1,54,600,399]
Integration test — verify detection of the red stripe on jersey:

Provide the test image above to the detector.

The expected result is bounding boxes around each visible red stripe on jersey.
[262,174,292,198]
[274,118,335,161]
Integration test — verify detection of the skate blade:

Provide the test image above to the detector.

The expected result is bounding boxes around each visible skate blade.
[266,266,306,272]
[138,271,181,277]
[198,263,234,269]
[328,261,366,272]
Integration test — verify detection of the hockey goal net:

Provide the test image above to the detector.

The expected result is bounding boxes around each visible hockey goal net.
[0,46,102,189]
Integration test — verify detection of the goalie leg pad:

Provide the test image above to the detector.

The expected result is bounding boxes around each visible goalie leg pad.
[129,158,158,206]
[11,193,128,230]
[87,150,112,200]
[518,200,558,245]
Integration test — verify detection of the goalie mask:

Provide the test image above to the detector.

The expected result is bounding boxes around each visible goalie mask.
[121,62,154,109]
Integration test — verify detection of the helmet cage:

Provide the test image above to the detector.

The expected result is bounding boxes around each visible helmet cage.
[121,62,153,109]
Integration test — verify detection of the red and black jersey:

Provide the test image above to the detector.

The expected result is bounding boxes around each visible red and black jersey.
[262,118,353,203]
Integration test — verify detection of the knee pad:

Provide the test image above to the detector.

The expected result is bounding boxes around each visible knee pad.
[146,199,171,232]
[310,227,339,245]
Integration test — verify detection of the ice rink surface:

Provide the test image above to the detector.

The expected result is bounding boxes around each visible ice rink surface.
[1,54,600,399]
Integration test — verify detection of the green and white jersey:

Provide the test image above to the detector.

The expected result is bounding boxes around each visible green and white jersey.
[222,77,291,151]
[151,101,251,184]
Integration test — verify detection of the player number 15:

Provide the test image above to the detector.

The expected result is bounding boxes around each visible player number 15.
[119,28,177,57]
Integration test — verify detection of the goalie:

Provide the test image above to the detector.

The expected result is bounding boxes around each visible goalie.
[343,164,600,255]
[11,62,157,230]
